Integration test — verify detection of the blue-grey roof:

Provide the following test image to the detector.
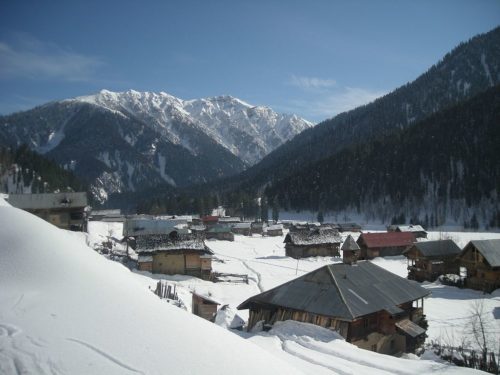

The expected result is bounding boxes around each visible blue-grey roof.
[404,239,461,257]
[238,261,429,321]
[341,235,360,251]
[467,240,500,267]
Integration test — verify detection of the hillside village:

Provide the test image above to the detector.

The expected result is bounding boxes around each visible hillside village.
[3,191,500,373]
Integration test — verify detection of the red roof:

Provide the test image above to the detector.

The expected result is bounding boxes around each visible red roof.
[202,215,219,223]
[358,232,415,248]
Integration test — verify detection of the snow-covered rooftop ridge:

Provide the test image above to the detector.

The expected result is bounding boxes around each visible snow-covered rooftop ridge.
[0,205,304,374]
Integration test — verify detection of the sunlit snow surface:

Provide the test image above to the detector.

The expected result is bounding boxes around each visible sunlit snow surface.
[2,203,499,374]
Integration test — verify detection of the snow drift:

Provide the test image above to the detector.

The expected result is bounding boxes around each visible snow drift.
[0,203,303,375]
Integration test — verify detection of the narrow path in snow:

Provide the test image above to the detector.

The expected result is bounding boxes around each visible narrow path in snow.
[240,260,264,293]
[67,338,144,374]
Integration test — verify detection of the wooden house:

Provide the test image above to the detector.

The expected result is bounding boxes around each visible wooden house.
[7,192,88,231]
[265,224,284,237]
[251,222,265,235]
[284,228,341,259]
[192,292,220,321]
[206,224,235,241]
[388,225,428,239]
[457,239,500,293]
[238,261,429,355]
[231,222,252,236]
[403,240,461,282]
[357,232,415,259]
[135,235,213,280]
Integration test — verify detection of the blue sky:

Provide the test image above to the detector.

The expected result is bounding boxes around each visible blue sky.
[1,0,499,122]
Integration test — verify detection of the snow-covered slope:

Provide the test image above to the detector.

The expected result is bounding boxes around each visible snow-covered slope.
[76,89,312,165]
[0,203,304,375]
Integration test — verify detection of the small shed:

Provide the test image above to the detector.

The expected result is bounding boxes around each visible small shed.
[232,222,252,236]
[206,225,235,241]
[342,235,360,265]
[284,228,341,259]
[265,224,284,237]
[457,239,500,292]
[251,222,265,235]
[357,232,415,259]
[192,292,220,321]
[392,225,427,239]
[403,240,461,281]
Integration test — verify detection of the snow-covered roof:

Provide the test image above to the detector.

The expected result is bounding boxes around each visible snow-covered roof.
[396,225,427,233]
[135,235,213,254]
[7,192,88,210]
[266,224,283,231]
[285,228,341,246]
[0,205,303,374]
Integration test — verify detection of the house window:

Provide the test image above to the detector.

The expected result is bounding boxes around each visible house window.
[390,340,395,350]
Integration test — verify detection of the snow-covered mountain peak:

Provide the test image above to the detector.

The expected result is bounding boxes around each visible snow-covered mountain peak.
[70,89,312,165]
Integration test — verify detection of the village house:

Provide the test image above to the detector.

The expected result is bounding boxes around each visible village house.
[264,224,284,237]
[457,239,500,293]
[251,221,265,235]
[135,235,213,280]
[206,224,235,241]
[284,228,341,258]
[192,292,220,321]
[7,192,88,231]
[231,222,252,236]
[388,224,428,239]
[218,216,241,225]
[403,240,461,282]
[357,232,416,259]
[238,250,430,355]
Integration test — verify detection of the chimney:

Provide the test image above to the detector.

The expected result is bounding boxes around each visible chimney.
[341,235,360,265]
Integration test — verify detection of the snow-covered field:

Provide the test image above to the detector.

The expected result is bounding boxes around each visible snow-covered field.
[2,203,500,374]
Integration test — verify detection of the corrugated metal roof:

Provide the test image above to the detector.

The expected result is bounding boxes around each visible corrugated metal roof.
[238,261,429,320]
[468,240,500,267]
[342,235,360,251]
[135,235,213,255]
[8,192,88,210]
[359,232,415,248]
[396,319,426,338]
[404,239,460,257]
[285,228,341,246]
